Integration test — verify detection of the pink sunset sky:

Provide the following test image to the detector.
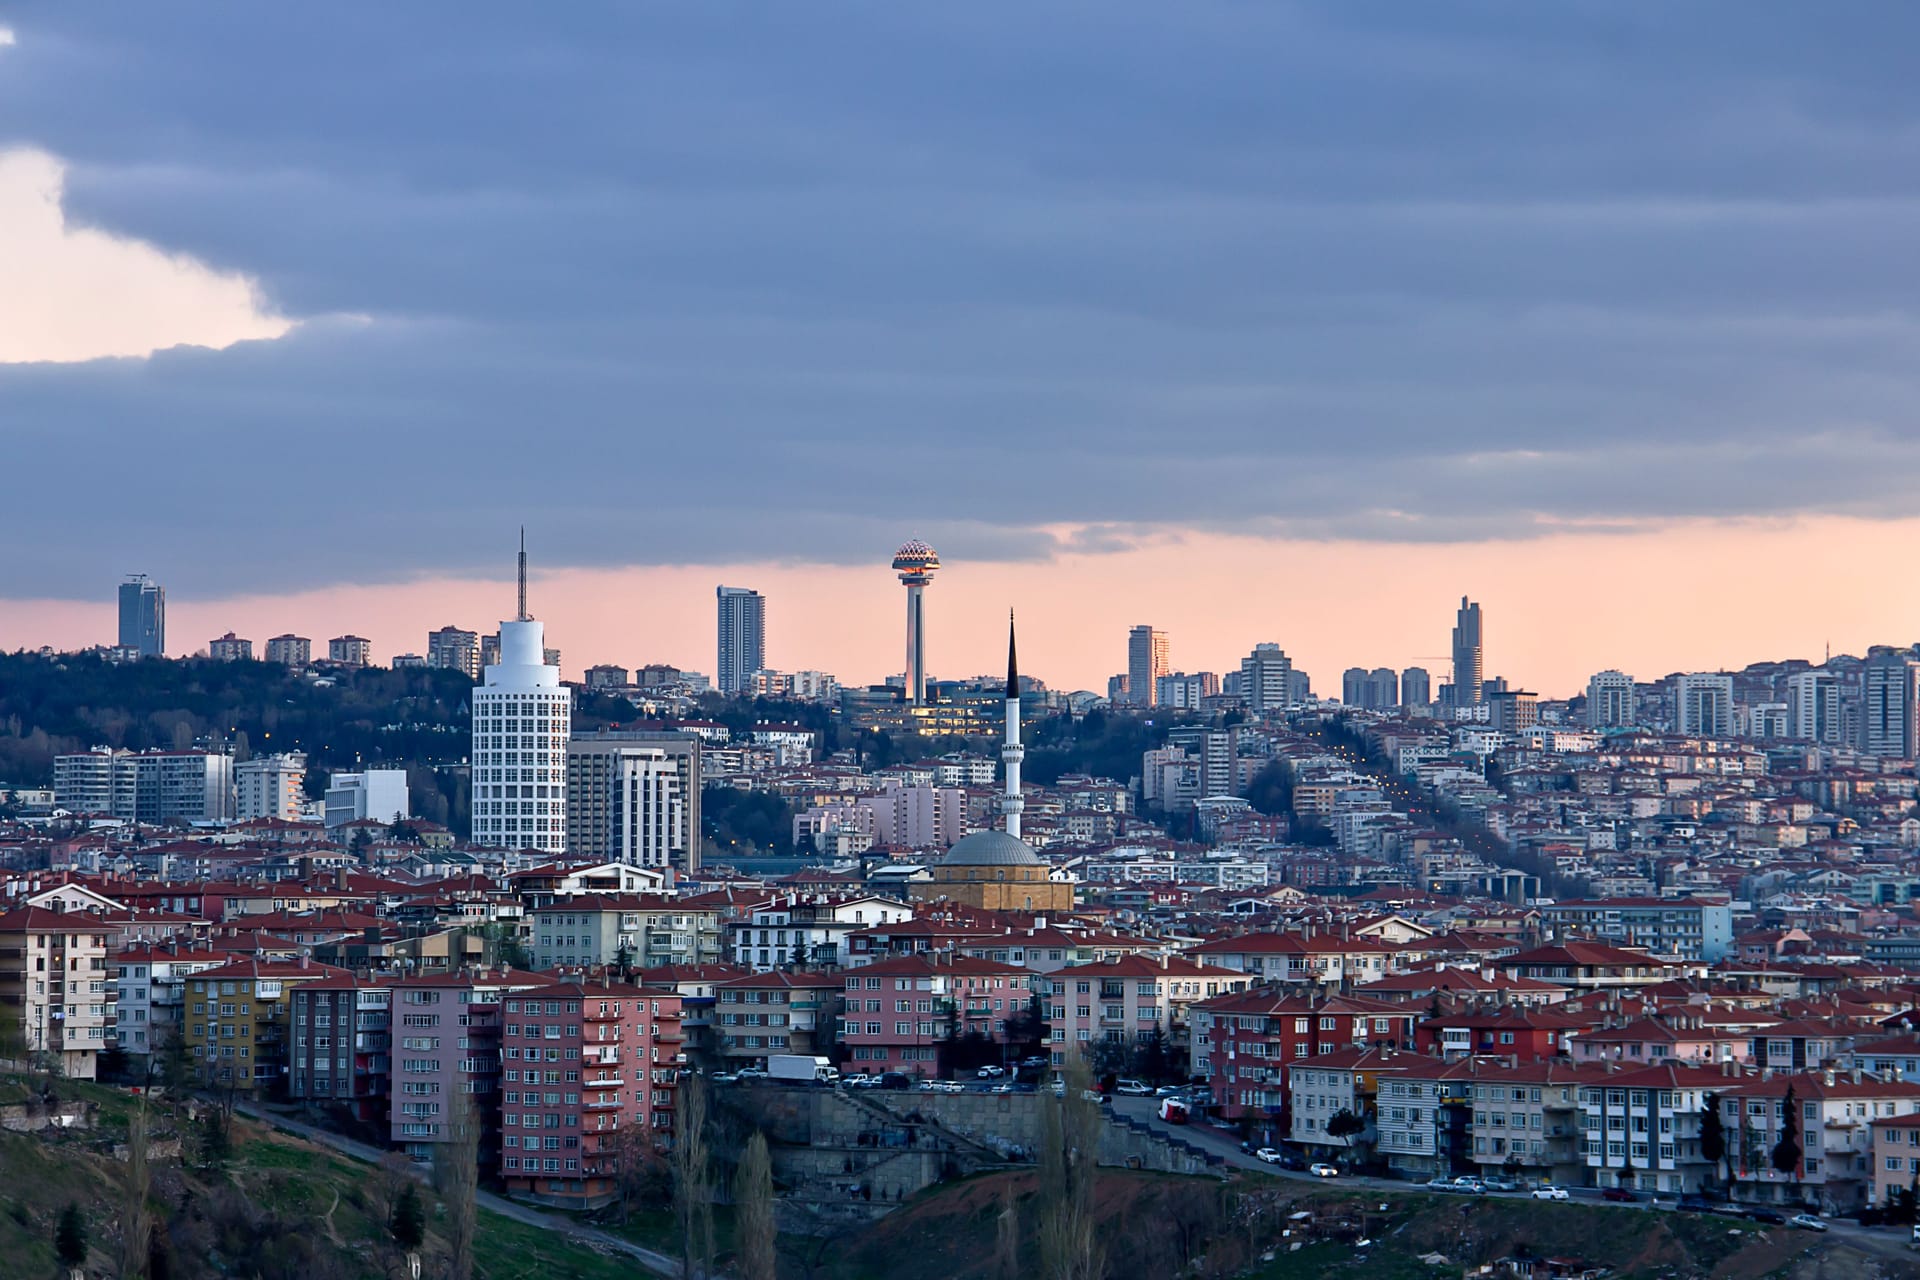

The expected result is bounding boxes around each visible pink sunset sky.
[4,515,1911,699]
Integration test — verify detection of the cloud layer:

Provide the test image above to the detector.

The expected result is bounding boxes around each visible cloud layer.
[4,6,1920,598]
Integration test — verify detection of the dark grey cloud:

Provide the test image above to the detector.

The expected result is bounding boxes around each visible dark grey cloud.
[6,3,1920,596]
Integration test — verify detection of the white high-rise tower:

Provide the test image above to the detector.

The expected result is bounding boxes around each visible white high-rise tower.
[1002,611,1024,840]
[471,531,570,852]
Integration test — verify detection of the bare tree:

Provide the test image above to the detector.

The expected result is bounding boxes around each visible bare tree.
[1037,1057,1105,1280]
[120,1101,152,1280]
[671,1074,715,1280]
[733,1130,776,1280]
[992,1178,1021,1280]
[433,1087,480,1280]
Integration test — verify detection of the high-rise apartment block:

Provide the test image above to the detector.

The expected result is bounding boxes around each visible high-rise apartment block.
[1342,667,1398,710]
[1586,670,1635,729]
[1451,597,1484,706]
[208,632,252,662]
[564,733,702,873]
[1154,671,1218,709]
[237,752,307,822]
[1128,626,1170,707]
[1487,688,1539,733]
[117,574,165,658]
[1239,643,1293,715]
[328,635,372,666]
[715,586,766,696]
[1786,670,1843,744]
[323,769,410,829]
[1401,666,1431,709]
[264,634,312,666]
[53,747,235,823]
[1674,673,1734,739]
[1861,649,1920,759]
[428,626,481,680]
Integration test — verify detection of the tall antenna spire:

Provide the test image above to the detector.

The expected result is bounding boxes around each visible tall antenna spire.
[1002,607,1024,841]
[517,526,529,621]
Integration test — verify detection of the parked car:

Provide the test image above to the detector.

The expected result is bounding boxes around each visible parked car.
[1115,1079,1153,1096]
[839,1073,873,1089]
[1451,1177,1488,1195]
[977,1065,1006,1079]
[1426,1177,1457,1191]
[1154,1085,1186,1098]
[1601,1188,1638,1203]
[1675,1196,1714,1214]
[709,1072,739,1085]
[1531,1185,1570,1201]
[735,1068,766,1080]
[1483,1176,1519,1193]
[1309,1163,1340,1178]
[1745,1208,1785,1225]
[878,1072,913,1091]
[1279,1154,1307,1171]
[1255,1148,1284,1165]
[1788,1214,1827,1232]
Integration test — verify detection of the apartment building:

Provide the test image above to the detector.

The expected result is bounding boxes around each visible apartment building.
[289,975,393,1123]
[52,747,236,823]
[1288,1045,1412,1157]
[1464,1059,1608,1186]
[184,956,347,1094]
[388,969,552,1163]
[1716,1070,1920,1212]
[726,894,914,971]
[1039,955,1246,1069]
[1578,1062,1727,1196]
[114,943,229,1062]
[1187,931,1400,987]
[530,894,725,971]
[236,753,308,822]
[1542,898,1733,962]
[1868,1113,1920,1208]
[0,907,117,1079]
[499,980,684,1209]
[1374,1055,1485,1179]
[1191,991,1419,1123]
[714,970,843,1066]
[838,954,1030,1075]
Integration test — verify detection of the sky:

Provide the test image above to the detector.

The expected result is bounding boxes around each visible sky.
[4,5,1920,696]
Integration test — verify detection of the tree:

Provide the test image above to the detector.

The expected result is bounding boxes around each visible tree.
[155,1029,195,1098]
[1325,1108,1366,1157]
[121,1103,152,1280]
[1772,1084,1803,1195]
[1135,1029,1175,1086]
[1699,1094,1726,1185]
[672,1075,716,1280]
[54,1202,87,1276]
[196,1105,232,1174]
[732,1131,776,1280]
[389,1182,426,1261]
[1036,1057,1105,1280]
[992,1180,1021,1280]
[433,1088,480,1280]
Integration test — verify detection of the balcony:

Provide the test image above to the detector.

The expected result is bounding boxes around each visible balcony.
[584,1098,624,1110]
[583,1075,625,1089]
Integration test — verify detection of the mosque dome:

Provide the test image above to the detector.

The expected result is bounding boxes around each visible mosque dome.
[941,828,1043,868]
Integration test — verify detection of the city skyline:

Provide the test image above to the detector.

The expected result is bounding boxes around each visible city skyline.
[19,516,1920,700]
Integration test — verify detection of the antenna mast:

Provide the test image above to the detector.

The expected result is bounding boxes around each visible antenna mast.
[517,527,529,621]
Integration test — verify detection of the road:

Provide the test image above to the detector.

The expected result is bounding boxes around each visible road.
[1109,1096,1917,1259]
[234,1102,681,1277]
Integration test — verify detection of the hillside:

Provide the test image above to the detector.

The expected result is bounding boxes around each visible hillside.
[817,1168,1898,1280]
[0,1072,644,1280]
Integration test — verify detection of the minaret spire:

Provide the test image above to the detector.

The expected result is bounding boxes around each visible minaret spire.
[517,526,529,621]
[1002,608,1024,841]
[1006,608,1019,698]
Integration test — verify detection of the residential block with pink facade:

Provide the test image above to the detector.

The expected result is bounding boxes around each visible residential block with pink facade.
[498,980,683,1209]
[838,954,1031,1074]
